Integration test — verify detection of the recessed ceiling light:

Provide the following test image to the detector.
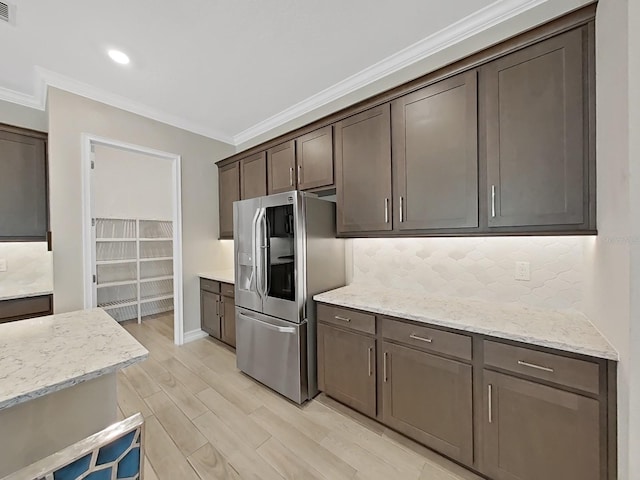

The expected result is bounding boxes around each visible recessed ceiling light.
[107,49,130,65]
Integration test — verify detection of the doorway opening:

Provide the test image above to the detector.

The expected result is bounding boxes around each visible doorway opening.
[81,135,184,345]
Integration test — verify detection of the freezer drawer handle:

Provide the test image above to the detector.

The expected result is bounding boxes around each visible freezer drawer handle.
[238,312,296,334]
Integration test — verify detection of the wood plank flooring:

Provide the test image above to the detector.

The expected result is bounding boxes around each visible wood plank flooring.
[120,314,482,480]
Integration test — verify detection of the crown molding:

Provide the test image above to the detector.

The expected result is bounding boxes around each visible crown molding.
[0,84,45,110]
[35,67,235,144]
[232,0,548,145]
[0,68,235,145]
[0,0,548,147]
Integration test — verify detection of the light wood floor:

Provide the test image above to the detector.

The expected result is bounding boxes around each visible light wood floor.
[119,314,482,480]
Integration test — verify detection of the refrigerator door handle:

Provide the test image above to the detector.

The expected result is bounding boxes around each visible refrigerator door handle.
[237,311,296,334]
[250,208,261,295]
[259,209,269,297]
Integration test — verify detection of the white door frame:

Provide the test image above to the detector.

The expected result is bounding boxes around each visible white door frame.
[80,134,185,345]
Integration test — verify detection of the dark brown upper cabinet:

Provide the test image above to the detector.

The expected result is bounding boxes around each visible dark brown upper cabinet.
[335,105,392,234]
[240,152,267,200]
[392,71,478,231]
[218,161,240,239]
[483,370,601,480]
[296,125,334,191]
[0,124,48,241]
[267,141,296,194]
[216,8,596,238]
[484,27,592,230]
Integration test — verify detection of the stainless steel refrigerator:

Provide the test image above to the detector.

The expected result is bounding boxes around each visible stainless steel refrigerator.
[234,190,345,404]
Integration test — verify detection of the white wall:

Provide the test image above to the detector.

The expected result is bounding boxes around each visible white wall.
[93,145,173,221]
[581,0,633,477]
[0,99,47,132]
[351,237,587,310]
[47,88,235,335]
[627,0,640,477]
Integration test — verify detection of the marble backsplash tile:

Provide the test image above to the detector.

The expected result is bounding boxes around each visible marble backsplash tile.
[351,236,589,310]
[0,242,53,299]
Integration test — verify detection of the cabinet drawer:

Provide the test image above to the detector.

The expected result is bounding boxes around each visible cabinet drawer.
[317,304,375,335]
[221,282,235,297]
[200,278,220,294]
[381,318,472,361]
[0,295,52,323]
[484,340,600,395]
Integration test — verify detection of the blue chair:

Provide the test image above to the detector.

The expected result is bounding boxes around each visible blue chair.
[2,413,144,480]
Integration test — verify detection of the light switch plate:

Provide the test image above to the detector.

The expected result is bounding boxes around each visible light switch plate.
[0,259,7,272]
[515,261,530,281]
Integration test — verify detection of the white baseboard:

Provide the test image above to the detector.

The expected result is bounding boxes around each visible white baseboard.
[183,329,209,344]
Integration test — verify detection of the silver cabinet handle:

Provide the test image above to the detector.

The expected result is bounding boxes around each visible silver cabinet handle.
[488,384,493,423]
[517,360,554,373]
[289,167,294,186]
[384,198,389,223]
[383,351,388,383]
[399,196,404,223]
[334,315,351,323]
[409,333,432,343]
[491,185,496,218]
[368,347,373,376]
[297,164,302,185]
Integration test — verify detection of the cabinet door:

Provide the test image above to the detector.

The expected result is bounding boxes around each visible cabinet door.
[382,342,473,465]
[0,129,48,240]
[335,105,392,233]
[484,27,587,228]
[392,71,478,231]
[483,370,600,480]
[201,290,221,339]
[296,126,334,191]
[267,141,296,194]
[240,152,267,199]
[221,295,236,347]
[317,323,376,417]
[218,162,240,239]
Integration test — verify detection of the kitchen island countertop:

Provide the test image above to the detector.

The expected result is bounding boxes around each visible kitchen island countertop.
[0,308,148,411]
[315,284,618,361]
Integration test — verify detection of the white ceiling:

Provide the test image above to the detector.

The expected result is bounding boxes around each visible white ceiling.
[0,0,579,145]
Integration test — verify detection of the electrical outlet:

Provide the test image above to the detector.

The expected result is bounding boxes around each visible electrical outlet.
[0,259,7,272]
[515,261,530,281]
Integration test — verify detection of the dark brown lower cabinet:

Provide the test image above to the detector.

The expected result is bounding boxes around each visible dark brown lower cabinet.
[318,322,376,417]
[221,293,236,348]
[200,290,221,338]
[382,341,473,465]
[483,370,600,480]
[0,294,53,323]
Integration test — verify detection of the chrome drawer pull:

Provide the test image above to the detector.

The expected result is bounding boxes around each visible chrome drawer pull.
[368,347,373,376]
[334,315,351,322]
[517,360,554,373]
[409,333,433,343]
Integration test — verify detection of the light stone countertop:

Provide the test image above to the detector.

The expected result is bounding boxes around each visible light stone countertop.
[314,284,618,361]
[0,308,148,411]
[0,290,53,301]
[199,269,234,284]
